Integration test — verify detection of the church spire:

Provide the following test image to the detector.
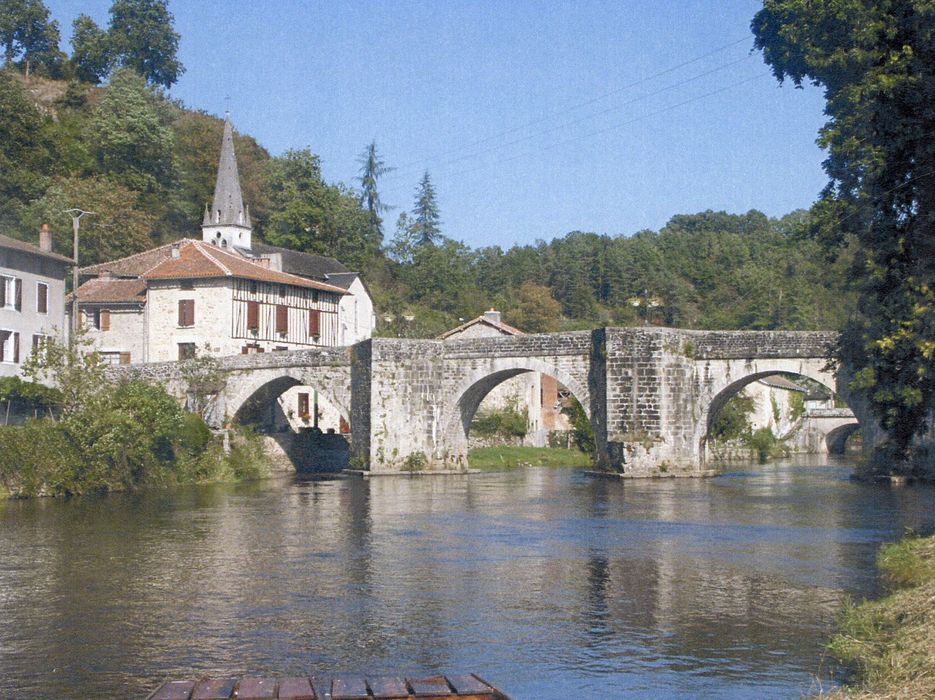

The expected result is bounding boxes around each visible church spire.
[202,115,252,250]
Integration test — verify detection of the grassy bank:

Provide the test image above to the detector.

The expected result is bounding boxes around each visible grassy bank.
[825,534,935,698]
[469,446,591,470]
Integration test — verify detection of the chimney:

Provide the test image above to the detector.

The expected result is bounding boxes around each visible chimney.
[171,245,181,259]
[39,223,52,252]
[483,308,501,325]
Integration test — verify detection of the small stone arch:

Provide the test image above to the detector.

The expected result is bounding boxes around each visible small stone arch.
[826,422,861,455]
[694,358,849,466]
[439,357,591,461]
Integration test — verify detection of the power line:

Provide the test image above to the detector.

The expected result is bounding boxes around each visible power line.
[393,35,753,173]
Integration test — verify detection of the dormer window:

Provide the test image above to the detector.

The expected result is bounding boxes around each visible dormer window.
[215,209,221,223]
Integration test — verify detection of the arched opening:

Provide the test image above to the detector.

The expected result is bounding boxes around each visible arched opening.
[444,364,593,469]
[701,371,860,465]
[232,376,351,473]
[826,423,862,455]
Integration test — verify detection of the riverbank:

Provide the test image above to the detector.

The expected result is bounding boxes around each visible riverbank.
[825,533,935,698]
[468,446,591,470]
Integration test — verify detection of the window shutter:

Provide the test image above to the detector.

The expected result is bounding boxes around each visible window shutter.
[37,283,48,313]
[309,309,321,338]
[247,300,259,330]
[14,278,22,311]
[0,278,6,307]
[100,309,111,331]
[119,352,131,365]
[276,304,288,334]
[12,332,19,363]
[178,299,194,327]
[241,346,249,354]
[298,392,309,417]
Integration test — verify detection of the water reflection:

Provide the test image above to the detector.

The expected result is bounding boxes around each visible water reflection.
[1,457,935,698]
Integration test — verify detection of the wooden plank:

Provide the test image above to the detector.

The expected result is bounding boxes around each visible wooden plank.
[407,675,452,699]
[446,675,495,700]
[277,677,316,700]
[367,676,409,699]
[192,678,237,700]
[310,677,333,700]
[331,675,369,699]
[236,677,277,699]
[150,680,196,700]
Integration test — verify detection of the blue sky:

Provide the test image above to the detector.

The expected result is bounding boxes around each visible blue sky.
[46,1,828,250]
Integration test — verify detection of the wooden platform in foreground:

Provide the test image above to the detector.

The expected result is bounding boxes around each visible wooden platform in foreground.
[147,673,510,700]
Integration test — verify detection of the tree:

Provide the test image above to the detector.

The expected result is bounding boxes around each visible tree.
[70,14,112,84]
[409,171,441,246]
[508,282,562,333]
[753,1,935,467]
[357,141,392,244]
[22,175,157,265]
[89,68,176,196]
[107,0,183,88]
[0,0,62,78]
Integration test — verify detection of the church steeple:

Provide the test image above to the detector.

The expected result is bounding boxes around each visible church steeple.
[202,115,252,250]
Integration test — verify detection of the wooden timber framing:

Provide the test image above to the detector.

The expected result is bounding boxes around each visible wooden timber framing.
[146,673,511,700]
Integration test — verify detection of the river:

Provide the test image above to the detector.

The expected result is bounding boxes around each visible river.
[2,456,934,699]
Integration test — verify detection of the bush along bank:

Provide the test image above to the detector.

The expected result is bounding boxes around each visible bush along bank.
[0,338,269,498]
[825,533,935,699]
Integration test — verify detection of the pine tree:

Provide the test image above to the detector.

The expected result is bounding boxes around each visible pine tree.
[409,171,441,246]
[357,141,392,246]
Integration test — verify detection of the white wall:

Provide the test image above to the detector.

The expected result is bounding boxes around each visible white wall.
[338,277,375,345]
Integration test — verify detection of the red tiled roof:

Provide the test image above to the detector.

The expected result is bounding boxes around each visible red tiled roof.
[71,278,147,304]
[0,233,73,263]
[141,241,348,293]
[438,314,525,339]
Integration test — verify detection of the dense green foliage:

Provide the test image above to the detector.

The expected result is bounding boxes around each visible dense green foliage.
[472,400,528,439]
[753,1,935,468]
[0,337,268,497]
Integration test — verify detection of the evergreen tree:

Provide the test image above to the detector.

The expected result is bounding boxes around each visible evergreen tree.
[107,0,183,88]
[409,171,441,246]
[357,141,392,244]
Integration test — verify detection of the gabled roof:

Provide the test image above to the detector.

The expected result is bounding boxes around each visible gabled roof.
[758,375,807,392]
[250,241,352,280]
[71,278,147,304]
[0,233,73,264]
[141,240,348,293]
[438,313,525,339]
[80,243,182,278]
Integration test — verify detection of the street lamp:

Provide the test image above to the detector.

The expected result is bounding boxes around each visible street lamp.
[63,209,94,343]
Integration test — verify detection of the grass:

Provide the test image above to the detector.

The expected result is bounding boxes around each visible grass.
[823,533,935,699]
[469,446,591,470]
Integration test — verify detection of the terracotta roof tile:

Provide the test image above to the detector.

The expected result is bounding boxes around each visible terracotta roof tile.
[439,314,525,339]
[142,240,348,293]
[72,278,147,304]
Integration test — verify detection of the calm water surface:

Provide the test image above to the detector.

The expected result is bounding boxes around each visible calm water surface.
[2,456,935,699]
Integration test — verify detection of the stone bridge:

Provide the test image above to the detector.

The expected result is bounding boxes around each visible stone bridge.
[127,327,855,476]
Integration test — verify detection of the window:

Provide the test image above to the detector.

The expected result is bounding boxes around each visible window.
[249,281,258,295]
[85,308,109,330]
[31,334,49,364]
[297,392,309,419]
[247,300,259,331]
[178,343,196,361]
[278,284,286,299]
[276,304,288,334]
[36,282,48,314]
[309,309,321,339]
[0,275,21,311]
[0,330,19,363]
[178,299,195,327]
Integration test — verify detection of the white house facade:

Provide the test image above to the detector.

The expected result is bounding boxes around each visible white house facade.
[0,227,71,378]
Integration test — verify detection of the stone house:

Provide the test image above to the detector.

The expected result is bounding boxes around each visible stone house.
[0,226,71,378]
[439,309,572,447]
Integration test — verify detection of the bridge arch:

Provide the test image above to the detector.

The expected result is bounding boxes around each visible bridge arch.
[825,422,861,455]
[693,358,851,466]
[439,356,591,463]
[224,367,351,429]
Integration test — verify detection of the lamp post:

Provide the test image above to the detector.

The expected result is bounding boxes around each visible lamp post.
[63,209,94,344]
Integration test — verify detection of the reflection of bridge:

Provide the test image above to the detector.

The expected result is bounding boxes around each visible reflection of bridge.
[130,327,860,476]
